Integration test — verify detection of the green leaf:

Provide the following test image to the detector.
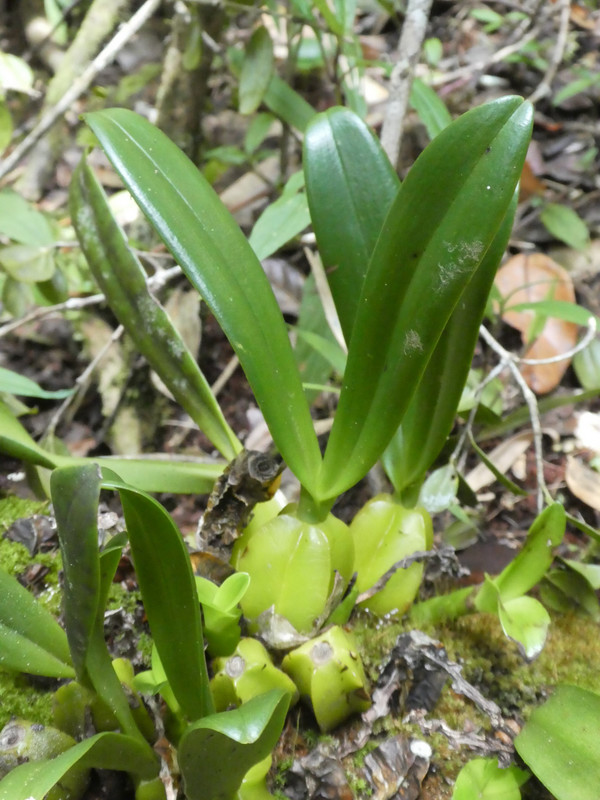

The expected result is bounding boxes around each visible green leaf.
[70,155,240,460]
[294,328,347,375]
[239,27,274,115]
[0,568,74,678]
[0,732,159,800]
[0,190,54,245]
[515,685,600,800]
[102,476,213,721]
[263,74,316,132]
[51,465,147,743]
[178,689,289,800]
[497,594,550,661]
[540,203,590,250]
[0,366,72,400]
[84,108,322,497]
[249,191,311,261]
[409,78,452,139]
[573,338,600,390]
[468,433,528,497]
[319,97,533,500]
[0,101,13,155]
[384,191,518,494]
[452,757,528,800]
[0,244,55,283]
[417,464,458,513]
[507,299,597,327]
[476,503,565,612]
[304,107,400,341]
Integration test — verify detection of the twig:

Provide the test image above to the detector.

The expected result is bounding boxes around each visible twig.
[303,247,347,353]
[0,266,181,339]
[0,0,162,182]
[46,325,125,436]
[528,0,571,104]
[380,0,434,168]
[479,325,549,511]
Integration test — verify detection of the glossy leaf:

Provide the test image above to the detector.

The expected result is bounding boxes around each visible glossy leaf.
[84,108,321,496]
[102,476,212,721]
[0,732,159,800]
[178,689,289,800]
[0,568,74,678]
[239,27,274,115]
[497,594,550,661]
[384,192,518,495]
[304,107,400,340]
[70,156,240,460]
[319,97,533,499]
[515,685,600,800]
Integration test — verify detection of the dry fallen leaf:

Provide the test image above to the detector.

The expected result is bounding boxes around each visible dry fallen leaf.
[494,253,578,394]
[466,431,534,492]
[565,455,600,511]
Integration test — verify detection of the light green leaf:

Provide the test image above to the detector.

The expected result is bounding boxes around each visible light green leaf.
[497,595,550,661]
[573,338,600,389]
[0,51,35,94]
[178,689,289,800]
[249,191,310,261]
[0,366,72,400]
[263,74,315,132]
[0,190,55,245]
[540,203,590,250]
[452,757,528,800]
[84,108,322,497]
[0,244,55,283]
[418,465,458,513]
[515,685,600,800]
[0,568,74,678]
[0,732,159,800]
[239,27,274,115]
[0,101,12,154]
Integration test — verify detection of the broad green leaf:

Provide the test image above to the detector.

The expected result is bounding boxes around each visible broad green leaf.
[263,74,315,132]
[249,191,311,261]
[497,594,550,661]
[0,244,54,283]
[51,465,146,743]
[452,757,528,800]
[540,203,590,250]
[515,685,600,800]
[0,52,34,94]
[0,190,55,245]
[103,476,213,721]
[476,503,565,612]
[70,155,240,460]
[0,366,72,399]
[84,108,322,496]
[304,107,400,340]
[384,191,518,494]
[239,27,274,115]
[541,568,600,620]
[319,97,533,499]
[0,732,159,800]
[409,78,452,139]
[178,689,289,800]
[0,568,74,678]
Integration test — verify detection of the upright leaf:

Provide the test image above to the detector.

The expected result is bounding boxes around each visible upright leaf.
[318,97,533,500]
[383,191,519,495]
[304,107,400,340]
[70,156,240,460]
[84,109,322,495]
[102,476,213,721]
[239,27,274,115]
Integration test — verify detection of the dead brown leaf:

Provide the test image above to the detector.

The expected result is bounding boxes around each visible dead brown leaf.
[494,253,578,394]
[565,455,600,511]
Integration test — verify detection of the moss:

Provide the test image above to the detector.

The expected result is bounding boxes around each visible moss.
[0,671,55,730]
[0,497,49,531]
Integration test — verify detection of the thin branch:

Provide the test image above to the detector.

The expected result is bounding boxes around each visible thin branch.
[528,0,571,104]
[0,0,162,182]
[380,0,434,168]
